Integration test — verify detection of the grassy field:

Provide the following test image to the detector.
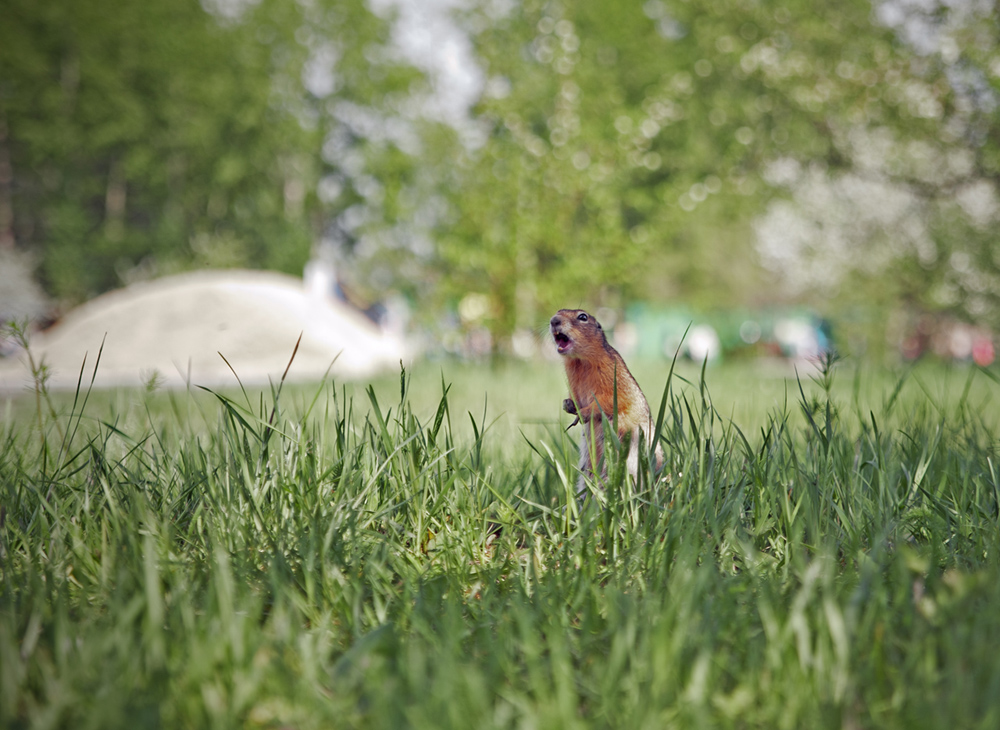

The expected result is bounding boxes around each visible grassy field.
[2,352,1000,728]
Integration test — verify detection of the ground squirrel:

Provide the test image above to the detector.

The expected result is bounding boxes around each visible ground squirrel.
[550,308,664,494]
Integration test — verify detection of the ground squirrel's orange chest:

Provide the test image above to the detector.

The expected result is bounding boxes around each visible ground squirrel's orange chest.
[567,357,632,429]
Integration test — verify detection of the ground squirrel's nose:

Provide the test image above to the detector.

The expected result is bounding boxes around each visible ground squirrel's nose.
[550,315,561,327]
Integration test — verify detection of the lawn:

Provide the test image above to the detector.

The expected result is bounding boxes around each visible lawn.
[2,353,1000,728]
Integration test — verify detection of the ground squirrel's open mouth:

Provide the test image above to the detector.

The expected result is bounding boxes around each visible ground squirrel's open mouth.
[553,331,572,354]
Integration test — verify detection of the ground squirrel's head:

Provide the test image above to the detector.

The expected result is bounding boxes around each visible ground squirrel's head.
[550,309,607,358]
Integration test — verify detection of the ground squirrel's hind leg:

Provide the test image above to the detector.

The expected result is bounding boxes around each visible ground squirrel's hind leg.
[625,427,641,484]
[624,426,664,488]
[577,419,605,496]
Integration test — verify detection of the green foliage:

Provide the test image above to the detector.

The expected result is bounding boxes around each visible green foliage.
[1,0,307,298]
[434,0,918,338]
[3,350,1000,727]
[4,0,1000,345]
[0,0,417,303]
[426,0,1000,343]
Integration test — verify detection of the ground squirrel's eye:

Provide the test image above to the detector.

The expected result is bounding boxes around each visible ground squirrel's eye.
[577,313,588,322]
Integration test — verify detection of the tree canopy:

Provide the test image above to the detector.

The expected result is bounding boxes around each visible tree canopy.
[2,0,999,351]
[0,0,415,303]
[432,0,1000,346]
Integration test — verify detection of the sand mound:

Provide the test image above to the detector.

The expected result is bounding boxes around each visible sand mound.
[0,270,407,391]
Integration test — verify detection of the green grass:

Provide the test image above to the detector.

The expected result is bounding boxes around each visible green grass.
[2,352,1000,729]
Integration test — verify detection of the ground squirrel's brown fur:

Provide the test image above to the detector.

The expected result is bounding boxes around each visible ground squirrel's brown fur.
[550,309,664,494]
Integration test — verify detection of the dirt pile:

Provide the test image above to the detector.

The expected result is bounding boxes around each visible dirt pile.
[0,270,407,391]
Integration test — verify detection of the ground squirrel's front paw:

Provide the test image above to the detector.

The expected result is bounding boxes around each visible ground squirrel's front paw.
[563,399,580,430]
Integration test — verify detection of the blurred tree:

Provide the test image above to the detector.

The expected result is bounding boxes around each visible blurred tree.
[728,0,1000,343]
[426,0,920,346]
[0,0,418,307]
[5,0,998,354]
[415,0,1000,352]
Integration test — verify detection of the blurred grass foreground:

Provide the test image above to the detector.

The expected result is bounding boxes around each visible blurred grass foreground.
[3,342,1000,728]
